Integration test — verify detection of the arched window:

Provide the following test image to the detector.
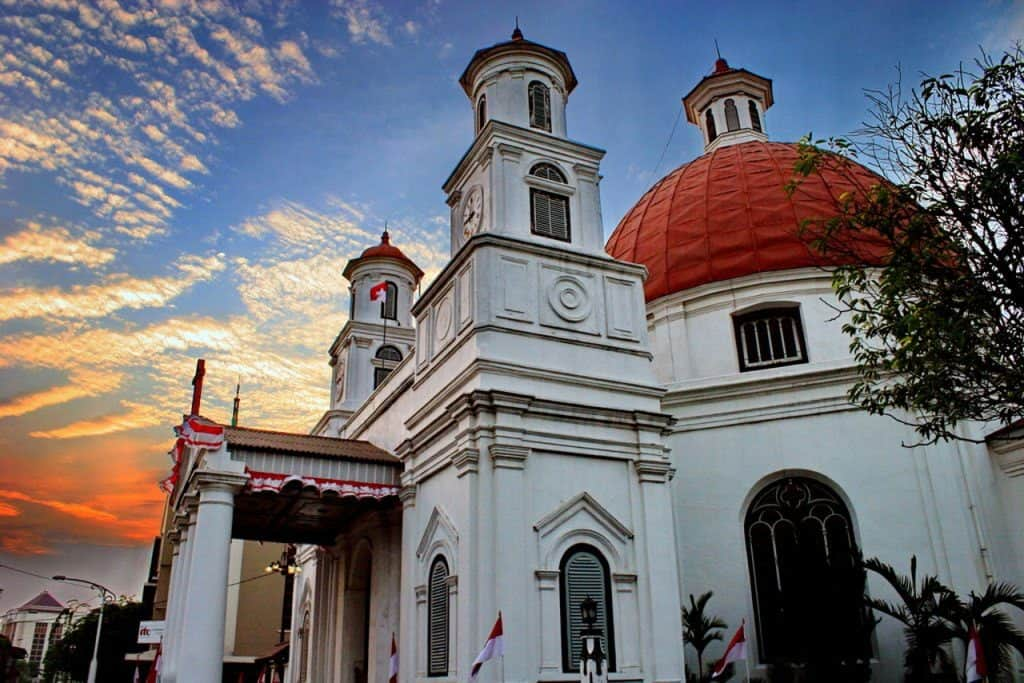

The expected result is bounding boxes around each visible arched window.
[745,477,870,664]
[374,345,402,388]
[748,100,762,132]
[477,95,487,132]
[529,163,570,241]
[297,609,311,683]
[724,98,740,131]
[380,281,398,320]
[705,109,718,142]
[427,556,450,677]
[530,163,566,183]
[560,545,615,673]
[733,306,807,372]
[529,81,551,132]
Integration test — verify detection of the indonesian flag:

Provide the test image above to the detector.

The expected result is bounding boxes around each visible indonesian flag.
[133,666,139,683]
[144,643,161,683]
[966,624,987,683]
[177,415,225,449]
[389,633,399,683]
[469,612,504,682]
[271,668,282,683]
[711,620,746,679]
[370,281,389,301]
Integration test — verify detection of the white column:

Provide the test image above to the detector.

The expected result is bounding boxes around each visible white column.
[178,467,247,683]
[160,528,182,683]
[164,503,196,683]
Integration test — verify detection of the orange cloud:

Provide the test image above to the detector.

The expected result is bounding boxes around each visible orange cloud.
[0,502,20,517]
[0,490,118,523]
[0,370,123,418]
[28,401,166,439]
[0,221,116,268]
[0,529,51,555]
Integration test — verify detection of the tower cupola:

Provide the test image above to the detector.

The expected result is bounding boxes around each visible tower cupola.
[459,26,578,139]
[683,58,773,152]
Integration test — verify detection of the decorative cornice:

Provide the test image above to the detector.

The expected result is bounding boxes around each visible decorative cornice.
[993,442,1024,478]
[490,444,529,469]
[398,485,417,507]
[452,447,480,477]
[634,459,675,484]
[496,142,523,160]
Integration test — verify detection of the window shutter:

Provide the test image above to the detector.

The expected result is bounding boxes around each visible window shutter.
[531,190,570,241]
[529,82,551,132]
[562,549,612,672]
[428,558,449,676]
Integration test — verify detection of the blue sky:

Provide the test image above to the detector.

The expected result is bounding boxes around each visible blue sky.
[0,0,1020,610]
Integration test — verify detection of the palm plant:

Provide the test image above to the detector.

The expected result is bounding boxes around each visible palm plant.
[950,582,1024,678]
[682,591,727,683]
[862,556,960,681]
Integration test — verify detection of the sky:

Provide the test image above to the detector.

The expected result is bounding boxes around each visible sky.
[0,0,1021,613]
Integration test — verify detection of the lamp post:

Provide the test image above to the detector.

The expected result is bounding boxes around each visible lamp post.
[53,575,114,683]
[579,596,606,683]
[265,545,301,643]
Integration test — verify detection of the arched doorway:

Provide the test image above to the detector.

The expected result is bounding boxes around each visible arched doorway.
[342,540,373,683]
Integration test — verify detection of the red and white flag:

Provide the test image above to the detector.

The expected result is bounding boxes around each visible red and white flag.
[177,415,225,449]
[271,668,282,683]
[133,666,140,683]
[469,612,504,682]
[711,620,746,679]
[256,666,268,683]
[966,624,987,683]
[144,643,161,683]
[370,281,389,302]
[389,633,399,683]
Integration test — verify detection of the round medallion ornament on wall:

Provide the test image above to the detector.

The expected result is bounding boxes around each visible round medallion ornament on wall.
[462,186,483,238]
[547,275,592,322]
[435,298,454,343]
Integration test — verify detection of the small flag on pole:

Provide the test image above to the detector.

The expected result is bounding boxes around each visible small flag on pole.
[966,624,987,683]
[469,612,504,682]
[389,633,399,683]
[370,281,388,301]
[144,643,161,683]
[133,665,140,683]
[711,620,746,679]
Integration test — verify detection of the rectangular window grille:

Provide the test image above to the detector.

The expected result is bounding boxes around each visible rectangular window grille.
[30,622,47,663]
[531,189,570,242]
[734,308,807,371]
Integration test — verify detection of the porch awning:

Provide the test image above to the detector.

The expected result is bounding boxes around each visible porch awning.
[224,426,402,544]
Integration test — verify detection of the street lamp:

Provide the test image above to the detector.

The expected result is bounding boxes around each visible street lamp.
[52,575,114,683]
[578,595,605,683]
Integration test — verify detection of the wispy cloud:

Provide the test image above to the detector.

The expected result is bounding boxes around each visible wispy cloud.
[331,0,393,46]
[28,401,166,439]
[0,221,116,268]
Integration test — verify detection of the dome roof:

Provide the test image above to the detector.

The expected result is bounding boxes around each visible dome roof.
[605,141,888,302]
[343,231,423,282]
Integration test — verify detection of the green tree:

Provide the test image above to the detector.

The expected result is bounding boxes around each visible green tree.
[862,556,959,682]
[681,591,726,683]
[789,46,1024,445]
[43,599,147,682]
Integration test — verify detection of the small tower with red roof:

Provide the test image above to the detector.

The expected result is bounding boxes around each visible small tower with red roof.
[325,230,423,424]
[683,57,774,152]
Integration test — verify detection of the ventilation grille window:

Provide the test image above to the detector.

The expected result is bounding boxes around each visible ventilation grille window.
[560,547,614,673]
[734,308,807,371]
[725,98,740,132]
[529,81,551,132]
[427,557,449,676]
[749,100,762,132]
[531,189,570,242]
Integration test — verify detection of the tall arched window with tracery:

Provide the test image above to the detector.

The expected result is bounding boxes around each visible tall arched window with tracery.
[427,556,450,677]
[745,477,871,665]
[529,81,552,132]
[559,544,615,673]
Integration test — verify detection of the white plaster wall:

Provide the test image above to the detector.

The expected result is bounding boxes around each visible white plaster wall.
[468,53,569,138]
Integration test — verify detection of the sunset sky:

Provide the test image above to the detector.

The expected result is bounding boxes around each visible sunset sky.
[0,0,1020,611]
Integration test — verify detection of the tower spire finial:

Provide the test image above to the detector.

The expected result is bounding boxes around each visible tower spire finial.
[231,379,240,427]
[511,16,523,40]
[714,38,721,60]
[382,221,390,244]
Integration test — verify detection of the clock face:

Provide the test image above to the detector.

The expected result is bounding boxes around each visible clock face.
[462,186,483,238]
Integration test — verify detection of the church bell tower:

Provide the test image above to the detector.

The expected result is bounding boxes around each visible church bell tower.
[444,27,606,255]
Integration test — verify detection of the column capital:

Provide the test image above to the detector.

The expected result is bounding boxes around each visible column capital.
[193,469,248,496]
[634,458,675,483]
[398,484,417,508]
[490,444,529,469]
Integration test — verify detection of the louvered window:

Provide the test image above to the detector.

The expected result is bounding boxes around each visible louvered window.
[725,98,740,131]
[746,477,870,664]
[749,100,762,132]
[381,281,398,320]
[734,307,808,371]
[530,189,570,242]
[530,163,566,183]
[560,545,615,673]
[529,81,551,132]
[477,95,487,132]
[706,109,718,142]
[427,556,450,676]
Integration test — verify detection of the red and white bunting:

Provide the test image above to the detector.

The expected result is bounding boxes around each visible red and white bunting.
[469,612,504,682]
[177,415,225,449]
[247,470,399,499]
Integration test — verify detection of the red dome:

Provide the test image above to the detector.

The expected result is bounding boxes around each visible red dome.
[605,141,888,302]
[344,231,423,282]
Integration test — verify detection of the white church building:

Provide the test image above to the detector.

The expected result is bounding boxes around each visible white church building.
[156,30,1024,683]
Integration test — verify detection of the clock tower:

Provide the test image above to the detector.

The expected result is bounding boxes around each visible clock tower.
[443,27,606,255]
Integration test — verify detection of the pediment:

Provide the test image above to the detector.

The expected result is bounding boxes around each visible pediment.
[416,505,459,559]
[533,492,633,543]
